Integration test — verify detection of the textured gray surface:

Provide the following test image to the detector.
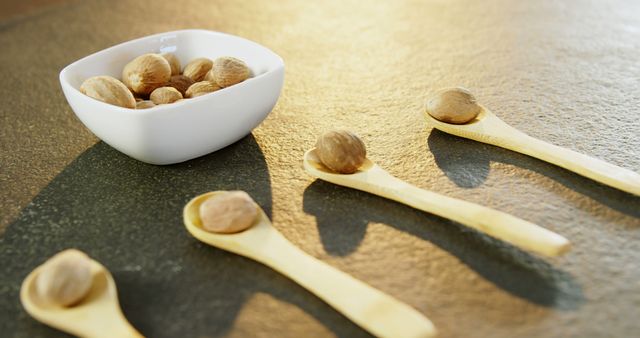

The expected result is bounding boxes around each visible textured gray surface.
[1,0,640,337]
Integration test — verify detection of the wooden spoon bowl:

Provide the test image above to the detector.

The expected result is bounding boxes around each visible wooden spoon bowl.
[21,258,142,338]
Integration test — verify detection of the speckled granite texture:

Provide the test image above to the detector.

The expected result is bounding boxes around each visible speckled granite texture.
[1,0,639,337]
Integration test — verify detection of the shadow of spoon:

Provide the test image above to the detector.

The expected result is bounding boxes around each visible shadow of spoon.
[20,259,143,338]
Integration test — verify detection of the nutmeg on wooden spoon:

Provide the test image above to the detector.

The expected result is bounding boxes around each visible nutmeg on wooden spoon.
[199,190,258,233]
[423,87,640,196]
[304,131,570,257]
[426,87,481,124]
[315,129,367,174]
[21,249,143,337]
[184,191,437,338]
[35,249,93,307]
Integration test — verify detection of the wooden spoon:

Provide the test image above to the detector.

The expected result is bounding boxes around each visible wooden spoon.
[20,259,143,338]
[304,149,570,257]
[184,191,437,338]
[424,106,640,196]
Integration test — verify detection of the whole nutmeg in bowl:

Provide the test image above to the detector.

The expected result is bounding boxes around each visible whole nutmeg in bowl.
[136,100,156,109]
[185,81,221,98]
[183,57,213,82]
[80,76,136,109]
[122,53,172,95]
[165,75,195,96]
[316,129,367,174]
[76,44,255,110]
[161,52,181,76]
[209,56,251,87]
[150,86,183,104]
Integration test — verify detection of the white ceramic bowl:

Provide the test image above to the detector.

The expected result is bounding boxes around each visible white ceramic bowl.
[60,29,284,165]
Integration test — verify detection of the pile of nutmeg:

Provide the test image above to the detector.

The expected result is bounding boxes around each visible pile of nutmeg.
[80,53,251,109]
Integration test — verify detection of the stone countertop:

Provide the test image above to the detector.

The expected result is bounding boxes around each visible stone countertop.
[1,0,639,337]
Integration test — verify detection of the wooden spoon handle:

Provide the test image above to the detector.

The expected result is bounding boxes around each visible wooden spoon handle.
[91,319,144,338]
[505,131,640,196]
[361,169,570,257]
[256,234,437,338]
[426,108,640,196]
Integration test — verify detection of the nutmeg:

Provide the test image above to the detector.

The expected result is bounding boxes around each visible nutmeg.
[210,56,251,87]
[426,87,481,124]
[136,100,156,109]
[150,86,183,104]
[185,81,221,98]
[80,76,136,109]
[35,249,93,307]
[122,53,172,95]
[161,53,181,76]
[183,58,213,82]
[165,75,195,96]
[199,191,258,233]
[316,130,367,174]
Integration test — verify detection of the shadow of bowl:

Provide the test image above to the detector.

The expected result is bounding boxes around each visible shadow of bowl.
[2,135,374,338]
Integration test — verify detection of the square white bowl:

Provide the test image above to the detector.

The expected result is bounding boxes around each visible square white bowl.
[60,29,285,165]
